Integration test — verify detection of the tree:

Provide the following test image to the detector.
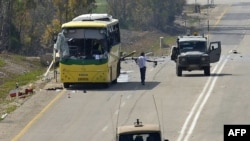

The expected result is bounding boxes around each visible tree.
[41,0,96,49]
[107,0,186,31]
[0,0,186,55]
[0,0,12,52]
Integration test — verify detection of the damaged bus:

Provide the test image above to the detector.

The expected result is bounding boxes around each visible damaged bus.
[55,14,121,88]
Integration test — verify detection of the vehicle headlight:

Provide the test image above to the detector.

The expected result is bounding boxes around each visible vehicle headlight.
[201,57,208,61]
[180,58,186,62]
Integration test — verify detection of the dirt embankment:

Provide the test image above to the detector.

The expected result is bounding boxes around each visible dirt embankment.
[121,29,171,56]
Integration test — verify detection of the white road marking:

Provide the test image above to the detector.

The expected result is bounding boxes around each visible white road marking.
[176,4,230,140]
[184,55,229,141]
[114,110,119,115]
[121,102,126,107]
[102,125,108,132]
[127,95,131,99]
[177,55,230,141]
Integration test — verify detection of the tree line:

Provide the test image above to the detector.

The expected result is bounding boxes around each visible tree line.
[0,0,186,55]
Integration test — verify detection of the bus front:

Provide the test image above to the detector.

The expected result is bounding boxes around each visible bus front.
[56,20,121,88]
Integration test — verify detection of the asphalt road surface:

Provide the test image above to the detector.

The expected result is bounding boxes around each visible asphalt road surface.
[187,0,250,5]
[1,1,250,141]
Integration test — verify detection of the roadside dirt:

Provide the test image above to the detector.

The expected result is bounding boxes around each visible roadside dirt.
[121,29,170,55]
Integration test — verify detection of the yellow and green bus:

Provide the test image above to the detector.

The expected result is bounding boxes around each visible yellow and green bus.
[55,14,121,88]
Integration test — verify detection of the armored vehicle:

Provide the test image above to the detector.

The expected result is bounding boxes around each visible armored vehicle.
[116,119,168,141]
[170,35,221,76]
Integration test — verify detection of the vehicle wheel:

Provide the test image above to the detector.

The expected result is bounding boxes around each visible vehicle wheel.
[176,66,182,76]
[103,82,111,88]
[112,61,120,84]
[117,61,121,77]
[63,83,70,88]
[112,79,117,84]
[204,67,210,76]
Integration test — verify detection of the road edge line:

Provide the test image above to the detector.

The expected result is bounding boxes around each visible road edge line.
[11,89,66,141]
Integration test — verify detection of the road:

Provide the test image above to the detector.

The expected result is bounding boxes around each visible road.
[187,0,250,5]
[1,1,250,141]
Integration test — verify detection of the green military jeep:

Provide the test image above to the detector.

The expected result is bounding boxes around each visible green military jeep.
[170,35,221,76]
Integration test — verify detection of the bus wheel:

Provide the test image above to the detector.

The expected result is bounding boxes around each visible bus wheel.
[103,82,111,88]
[117,61,121,77]
[112,79,117,84]
[112,61,120,84]
[63,83,70,88]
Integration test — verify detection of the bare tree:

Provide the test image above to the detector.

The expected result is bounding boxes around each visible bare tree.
[107,0,186,31]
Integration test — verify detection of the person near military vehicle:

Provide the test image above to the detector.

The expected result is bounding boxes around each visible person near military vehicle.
[136,52,156,85]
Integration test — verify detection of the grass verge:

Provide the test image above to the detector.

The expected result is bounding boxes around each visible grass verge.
[0,69,45,101]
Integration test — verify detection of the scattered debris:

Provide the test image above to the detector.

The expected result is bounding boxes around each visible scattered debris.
[1,113,8,119]
[230,49,238,54]
[9,88,34,98]
[46,87,63,90]
[0,71,5,76]
[25,88,34,94]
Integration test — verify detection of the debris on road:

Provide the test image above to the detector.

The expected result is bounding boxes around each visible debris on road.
[1,113,7,119]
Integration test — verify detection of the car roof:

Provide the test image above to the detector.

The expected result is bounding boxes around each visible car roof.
[117,124,161,134]
[178,35,207,42]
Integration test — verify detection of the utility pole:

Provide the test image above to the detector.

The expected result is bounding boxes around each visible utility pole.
[8,0,12,51]
[207,0,210,32]
[207,0,210,42]
[211,0,214,6]
[160,37,163,49]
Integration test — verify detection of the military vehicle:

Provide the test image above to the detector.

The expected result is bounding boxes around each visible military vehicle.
[116,119,168,141]
[170,34,221,76]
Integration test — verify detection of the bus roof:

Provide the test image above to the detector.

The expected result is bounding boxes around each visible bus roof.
[117,124,161,135]
[73,13,112,21]
[62,13,119,28]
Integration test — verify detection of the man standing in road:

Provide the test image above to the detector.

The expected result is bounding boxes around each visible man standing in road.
[137,52,156,85]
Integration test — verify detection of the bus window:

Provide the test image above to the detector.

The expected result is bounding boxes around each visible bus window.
[108,23,120,46]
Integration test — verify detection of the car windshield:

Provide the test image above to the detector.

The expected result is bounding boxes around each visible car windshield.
[179,41,206,53]
[119,132,161,141]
